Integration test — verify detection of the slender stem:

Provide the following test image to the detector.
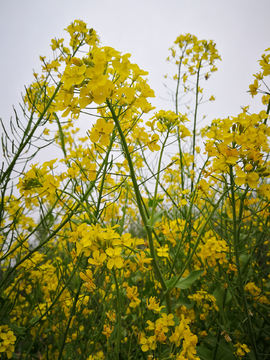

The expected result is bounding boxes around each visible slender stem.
[168,162,207,278]
[94,131,116,221]
[150,130,170,226]
[264,97,270,124]
[1,137,113,288]
[167,184,231,292]
[174,44,188,116]
[57,280,83,360]
[113,270,122,359]
[191,60,201,193]
[175,50,186,191]
[24,254,83,331]
[0,82,62,184]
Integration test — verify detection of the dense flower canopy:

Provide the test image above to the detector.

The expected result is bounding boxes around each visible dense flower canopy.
[0,19,270,360]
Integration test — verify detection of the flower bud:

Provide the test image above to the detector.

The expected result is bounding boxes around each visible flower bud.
[239,124,244,133]
[71,57,83,66]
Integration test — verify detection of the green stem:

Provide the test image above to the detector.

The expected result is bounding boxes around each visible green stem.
[167,184,231,292]
[94,130,116,221]
[229,165,259,360]
[107,99,171,314]
[150,130,170,226]
[1,136,113,288]
[0,82,61,185]
[175,51,186,191]
[191,60,201,193]
[264,97,270,124]
[57,279,83,360]
[24,254,83,331]
[113,270,122,359]
[168,163,207,278]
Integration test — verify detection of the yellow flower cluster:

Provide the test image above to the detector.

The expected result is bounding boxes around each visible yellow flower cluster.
[167,33,221,100]
[2,19,270,360]
[198,230,228,266]
[0,326,16,359]
[245,282,269,305]
[202,110,270,190]
[140,313,199,360]
[188,291,218,321]
[234,342,250,358]
[16,160,59,207]
[249,47,270,104]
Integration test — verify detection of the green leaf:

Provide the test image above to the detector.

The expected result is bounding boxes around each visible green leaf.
[9,324,26,335]
[213,284,232,311]
[240,252,250,265]
[216,340,235,360]
[148,197,163,208]
[148,210,164,226]
[165,269,204,290]
[196,345,213,360]
[29,315,40,325]
[173,297,194,309]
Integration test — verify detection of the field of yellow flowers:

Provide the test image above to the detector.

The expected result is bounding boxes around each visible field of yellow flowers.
[1,20,270,360]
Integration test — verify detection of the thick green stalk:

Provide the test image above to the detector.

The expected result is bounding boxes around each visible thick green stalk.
[107,100,172,314]
[229,166,259,360]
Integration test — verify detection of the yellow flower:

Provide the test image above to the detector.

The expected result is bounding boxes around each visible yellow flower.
[197,178,210,193]
[158,313,175,327]
[0,328,16,359]
[105,247,123,269]
[126,286,141,308]
[79,269,96,291]
[135,251,152,271]
[88,250,107,267]
[61,63,87,90]
[147,134,160,152]
[234,342,250,357]
[249,79,260,97]
[146,297,165,313]
[157,244,169,258]
[102,324,114,339]
[235,168,259,189]
[90,118,114,147]
[113,233,132,248]
[140,335,157,352]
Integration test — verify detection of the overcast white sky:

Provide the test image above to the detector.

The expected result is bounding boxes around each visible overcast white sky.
[1,0,270,158]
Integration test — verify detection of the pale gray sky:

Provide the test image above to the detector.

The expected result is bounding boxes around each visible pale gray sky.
[1,0,269,147]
